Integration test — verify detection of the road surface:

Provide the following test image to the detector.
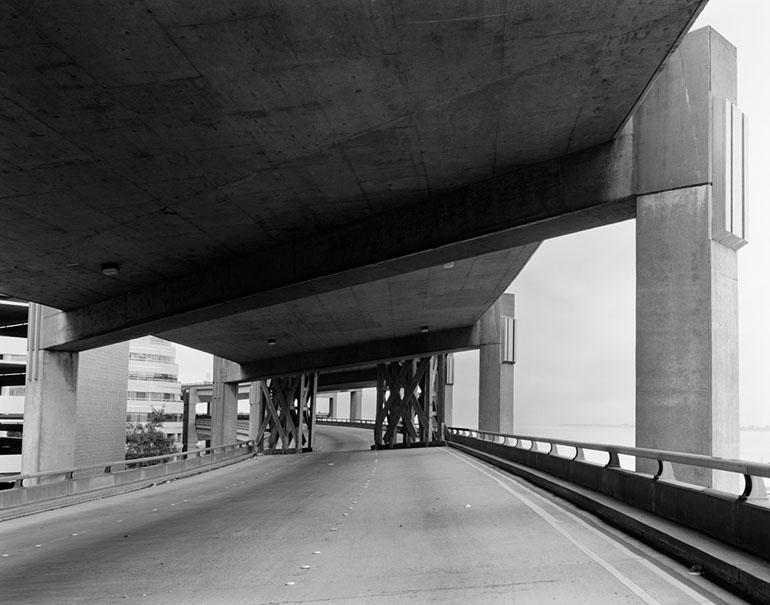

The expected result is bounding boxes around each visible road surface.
[0,426,748,604]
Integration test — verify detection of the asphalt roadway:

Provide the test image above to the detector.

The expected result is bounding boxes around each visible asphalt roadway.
[0,426,750,604]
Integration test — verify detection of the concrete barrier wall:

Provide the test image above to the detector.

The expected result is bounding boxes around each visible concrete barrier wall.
[447,432,770,561]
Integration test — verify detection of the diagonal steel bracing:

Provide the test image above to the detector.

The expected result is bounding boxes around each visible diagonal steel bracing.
[374,356,446,449]
[253,374,317,454]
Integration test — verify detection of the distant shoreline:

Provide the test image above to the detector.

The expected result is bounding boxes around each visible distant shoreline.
[554,423,770,431]
[557,423,634,428]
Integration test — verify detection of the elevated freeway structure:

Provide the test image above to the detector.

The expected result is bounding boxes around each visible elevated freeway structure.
[0,1,762,601]
[0,0,749,482]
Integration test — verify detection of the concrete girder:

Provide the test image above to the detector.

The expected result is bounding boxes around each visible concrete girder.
[41,135,633,353]
[221,325,483,383]
[317,368,377,392]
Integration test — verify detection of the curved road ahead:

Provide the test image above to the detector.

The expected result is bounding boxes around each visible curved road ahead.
[0,426,748,604]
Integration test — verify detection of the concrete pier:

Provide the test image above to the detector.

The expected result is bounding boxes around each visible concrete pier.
[181,386,200,451]
[22,305,128,474]
[444,353,455,428]
[211,357,238,447]
[478,294,516,433]
[635,28,745,488]
[349,390,362,420]
[248,381,263,440]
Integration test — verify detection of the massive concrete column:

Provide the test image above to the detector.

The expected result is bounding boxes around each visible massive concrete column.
[444,353,455,428]
[478,294,516,433]
[249,381,263,440]
[211,356,238,446]
[23,304,129,474]
[635,28,745,489]
[181,386,201,451]
[349,389,362,420]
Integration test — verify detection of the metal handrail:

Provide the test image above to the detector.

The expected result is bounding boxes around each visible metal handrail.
[316,417,375,425]
[446,427,770,501]
[1,439,256,490]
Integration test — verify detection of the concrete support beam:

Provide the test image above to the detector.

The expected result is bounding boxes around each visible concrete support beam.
[478,294,516,433]
[248,381,263,441]
[222,325,482,383]
[211,357,238,447]
[22,304,128,475]
[41,134,633,352]
[636,186,740,488]
[349,390,363,421]
[635,28,744,489]
[318,368,377,392]
[181,386,200,451]
[444,353,455,428]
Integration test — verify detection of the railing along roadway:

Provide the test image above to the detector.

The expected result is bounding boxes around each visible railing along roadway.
[446,427,769,501]
[0,440,257,515]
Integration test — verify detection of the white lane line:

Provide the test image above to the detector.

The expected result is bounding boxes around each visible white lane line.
[464,459,717,604]
[448,450,719,604]
[445,449,665,605]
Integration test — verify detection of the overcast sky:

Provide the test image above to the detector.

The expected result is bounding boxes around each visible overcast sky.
[177,0,769,428]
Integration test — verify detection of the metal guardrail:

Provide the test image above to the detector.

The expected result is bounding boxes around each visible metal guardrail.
[195,418,250,434]
[446,427,770,594]
[446,427,769,501]
[1,440,256,491]
[315,417,375,427]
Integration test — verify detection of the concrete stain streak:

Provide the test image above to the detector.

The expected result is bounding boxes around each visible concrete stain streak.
[406,14,509,25]
[681,52,704,171]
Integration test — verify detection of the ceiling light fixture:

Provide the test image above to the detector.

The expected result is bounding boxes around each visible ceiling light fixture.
[420,326,429,334]
[267,338,277,345]
[443,262,455,269]
[101,262,120,276]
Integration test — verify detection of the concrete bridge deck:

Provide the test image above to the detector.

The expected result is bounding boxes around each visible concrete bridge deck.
[0,426,749,605]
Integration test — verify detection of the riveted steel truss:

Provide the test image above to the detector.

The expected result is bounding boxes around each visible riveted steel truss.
[254,373,317,454]
[374,356,446,449]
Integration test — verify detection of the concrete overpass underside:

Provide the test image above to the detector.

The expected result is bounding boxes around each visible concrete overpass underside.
[0,0,707,378]
[5,1,747,487]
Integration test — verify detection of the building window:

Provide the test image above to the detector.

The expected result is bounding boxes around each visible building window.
[128,372,178,382]
[129,352,175,363]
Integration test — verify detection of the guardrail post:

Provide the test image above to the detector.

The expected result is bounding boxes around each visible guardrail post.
[605,451,621,468]
[653,460,675,481]
[573,448,586,461]
[741,475,769,502]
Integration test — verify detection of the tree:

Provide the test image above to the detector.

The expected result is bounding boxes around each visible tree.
[125,406,177,465]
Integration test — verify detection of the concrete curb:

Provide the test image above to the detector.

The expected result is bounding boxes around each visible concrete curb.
[449,440,770,605]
